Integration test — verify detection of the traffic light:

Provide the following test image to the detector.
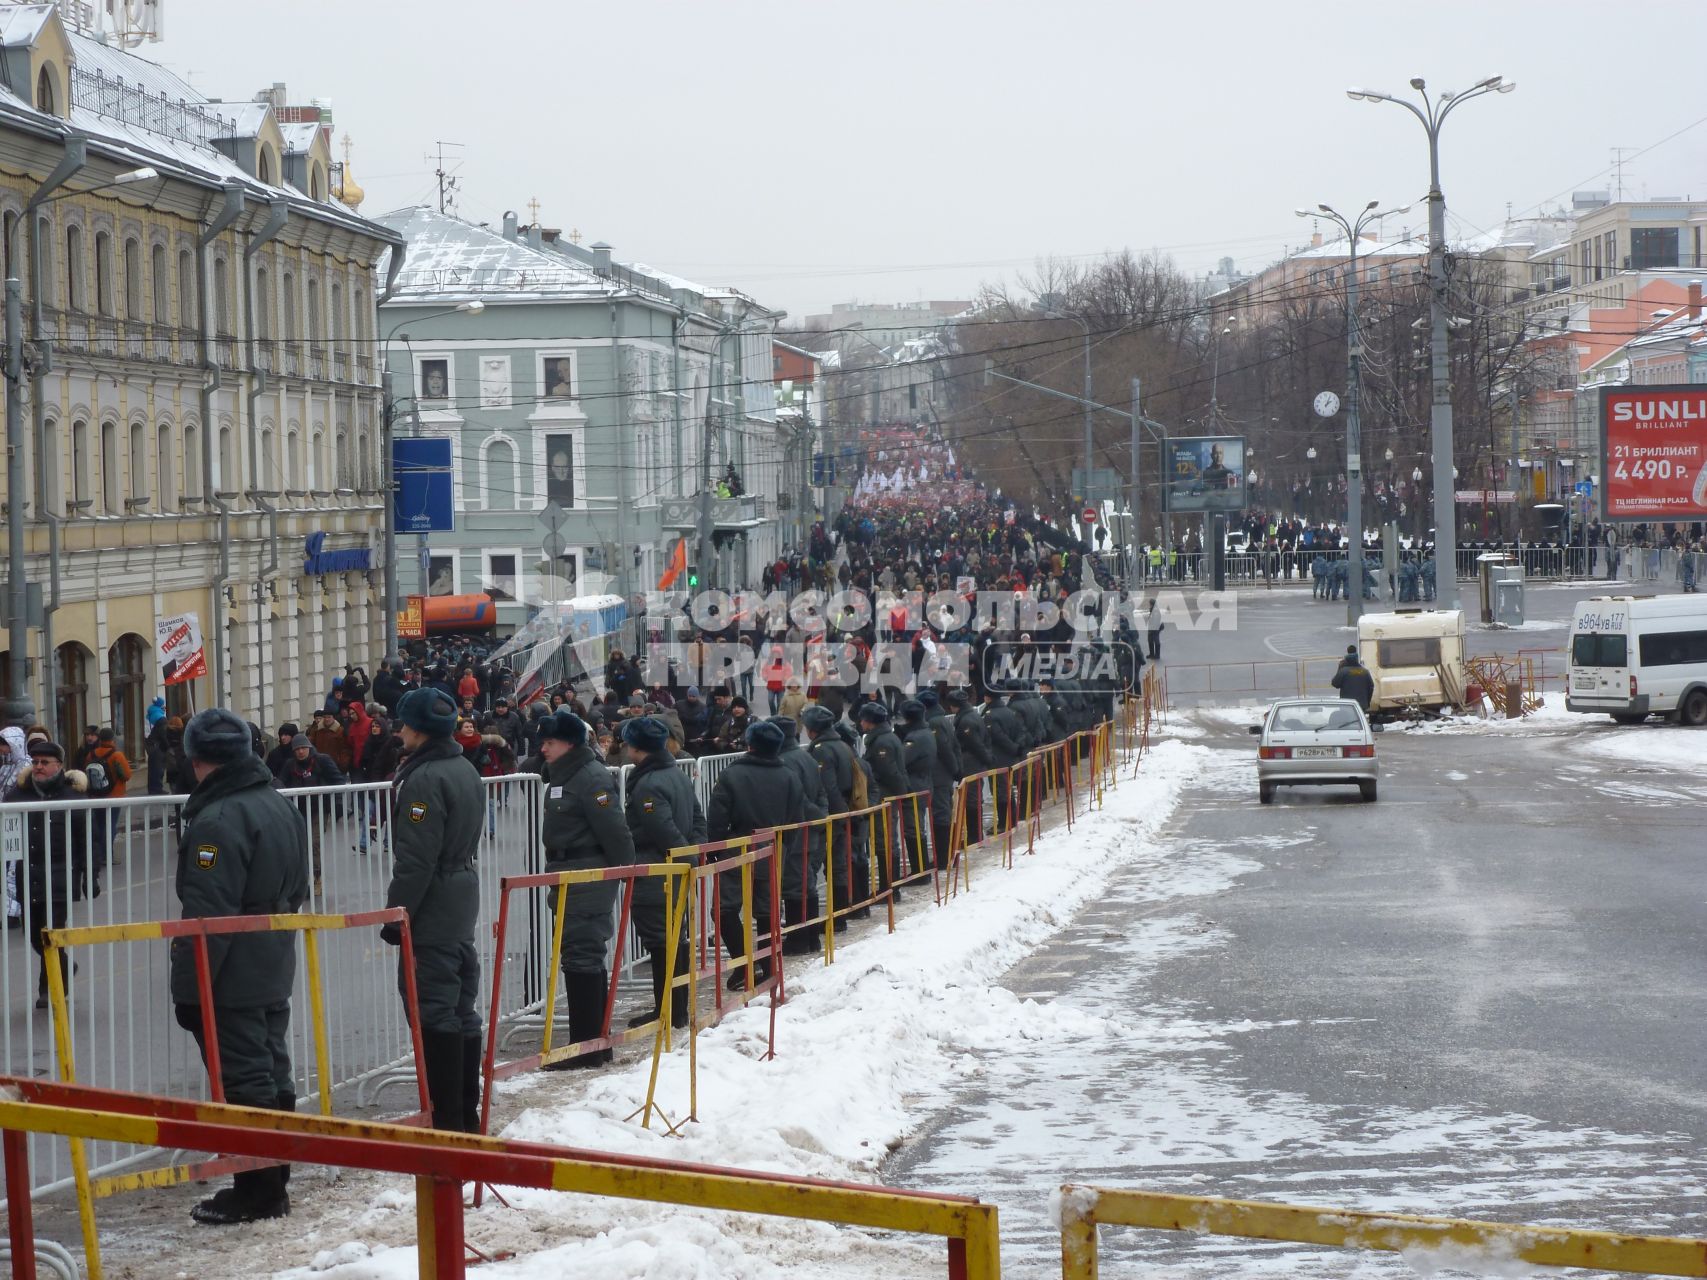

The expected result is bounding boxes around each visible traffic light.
[687,567,700,590]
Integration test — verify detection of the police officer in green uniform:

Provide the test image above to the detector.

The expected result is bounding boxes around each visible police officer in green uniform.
[384,688,484,1131]
[538,709,633,1068]
[172,708,309,1225]
[619,716,704,1028]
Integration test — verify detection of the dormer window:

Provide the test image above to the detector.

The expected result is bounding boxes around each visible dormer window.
[309,163,324,201]
[35,65,53,115]
[257,147,273,185]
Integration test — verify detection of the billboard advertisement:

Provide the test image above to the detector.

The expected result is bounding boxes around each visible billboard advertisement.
[1600,385,1707,521]
[392,437,455,533]
[1161,435,1247,513]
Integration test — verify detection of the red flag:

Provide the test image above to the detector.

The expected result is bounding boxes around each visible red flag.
[658,537,687,590]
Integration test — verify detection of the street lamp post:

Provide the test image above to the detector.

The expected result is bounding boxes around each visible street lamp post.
[3,157,156,726]
[1349,75,1515,612]
[1297,200,1408,623]
[381,300,484,659]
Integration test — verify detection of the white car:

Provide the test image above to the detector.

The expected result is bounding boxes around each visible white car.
[1250,697,1379,804]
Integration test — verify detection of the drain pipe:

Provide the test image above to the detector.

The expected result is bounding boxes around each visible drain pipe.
[243,197,289,577]
[197,181,246,707]
[24,137,87,729]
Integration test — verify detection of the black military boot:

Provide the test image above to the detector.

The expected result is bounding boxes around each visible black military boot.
[460,1034,484,1133]
[191,1166,289,1225]
[419,1030,465,1131]
[544,971,612,1069]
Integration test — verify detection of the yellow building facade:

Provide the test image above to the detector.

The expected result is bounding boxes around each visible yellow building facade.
[0,4,401,758]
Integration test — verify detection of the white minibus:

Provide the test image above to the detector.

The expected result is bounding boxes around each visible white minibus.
[1566,595,1707,725]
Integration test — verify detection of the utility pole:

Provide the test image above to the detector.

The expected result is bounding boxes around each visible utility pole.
[1345,237,1365,625]
[1129,377,1141,587]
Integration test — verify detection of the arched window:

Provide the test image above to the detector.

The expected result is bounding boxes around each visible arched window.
[65,225,84,311]
[309,164,324,201]
[123,238,142,322]
[287,427,303,491]
[259,425,276,491]
[331,280,345,344]
[255,266,271,341]
[54,642,90,750]
[282,271,296,351]
[356,427,371,491]
[109,634,148,760]
[485,438,516,512]
[100,420,119,513]
[150,243,168,324]
[212,257,231,335]
[311,427,326,490]
[306,278,321,343]
[257,148,273,185]
[94,229,114,316]
[177,249,196,328]
[35,66,54,117]
[37,418,59,514]
[156,422,174,508]
[34,215,51,310]
[128,420,145,503]
[335,425,350,489]
[218,425,234,493]
[70,419,91,510]
[182,422,201,500]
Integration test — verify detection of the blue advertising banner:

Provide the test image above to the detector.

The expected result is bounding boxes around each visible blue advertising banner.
[1160,435,1247,513]
[393,437,455,533]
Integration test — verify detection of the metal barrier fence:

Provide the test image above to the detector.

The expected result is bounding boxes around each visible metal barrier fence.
[1057,1187,1707,1280]
[0,1076,1004,1280]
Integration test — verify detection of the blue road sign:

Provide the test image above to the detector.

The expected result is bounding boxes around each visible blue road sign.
[393,437,455,532]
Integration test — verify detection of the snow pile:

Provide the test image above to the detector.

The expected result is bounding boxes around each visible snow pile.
[273,742,1209,1280]
[1573,724,1707,772]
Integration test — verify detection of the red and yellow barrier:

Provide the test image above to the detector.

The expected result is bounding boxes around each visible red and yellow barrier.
[1057,1186,1707,1280]
[0,1076,1002,1280]
[41,907,429,1280]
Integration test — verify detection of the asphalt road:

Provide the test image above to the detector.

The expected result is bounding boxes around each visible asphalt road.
[889,589,1707,1277]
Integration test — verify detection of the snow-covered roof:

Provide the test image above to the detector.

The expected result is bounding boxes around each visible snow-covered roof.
[375,206,615,303]
[278,121,320,154]
[0,24,394,248]
[0,4,53,47]
[1289,235,1429,262]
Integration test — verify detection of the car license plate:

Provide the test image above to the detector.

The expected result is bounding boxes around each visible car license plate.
[1294,747,1338,758]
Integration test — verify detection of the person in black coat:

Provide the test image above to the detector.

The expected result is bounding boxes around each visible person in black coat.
[272,735,346,893]
[896,701,936,879]
[856,703,909,899]
[707,720,803,988]
[920,691,961,871]
[769,716,828,955]
[982,692,1027,833]
[949,688,991,844]
[5,741,94,1009]
[802,706,862,925]
[1331,646,1376,711]
[620,716,705,1026]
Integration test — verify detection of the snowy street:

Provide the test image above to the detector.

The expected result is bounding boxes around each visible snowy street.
[891,705,1707,1275]
[60,691,1707,1278]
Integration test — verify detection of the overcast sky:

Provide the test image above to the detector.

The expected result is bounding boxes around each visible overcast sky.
[154,0,1707,321]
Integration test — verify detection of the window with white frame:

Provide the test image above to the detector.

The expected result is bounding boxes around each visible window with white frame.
[418,355,451,404]
[483,435,518,511]
[543,432,576,507]
[425,551,458,597]
[540,352,576,400]
[483,550,519,601]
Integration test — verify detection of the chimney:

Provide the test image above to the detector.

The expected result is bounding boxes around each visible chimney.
[501,210,518,241]
[1691,280,1703,321]
[1310,232,1323,249]
[591,242,613,275]
[527,225,543,250]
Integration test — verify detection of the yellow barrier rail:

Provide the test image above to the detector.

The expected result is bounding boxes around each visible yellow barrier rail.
[1057,1187,1707,1279]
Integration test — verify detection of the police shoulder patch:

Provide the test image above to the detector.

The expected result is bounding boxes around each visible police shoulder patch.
[195,844,218,870]
[594,791,612,808]
[407,801,428,823]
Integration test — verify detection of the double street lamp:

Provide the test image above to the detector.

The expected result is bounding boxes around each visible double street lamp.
[1295,199,1408,624]
[1348,75,1515,611]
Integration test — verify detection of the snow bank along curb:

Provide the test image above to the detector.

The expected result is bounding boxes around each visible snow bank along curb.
[280,739,1209,1279]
